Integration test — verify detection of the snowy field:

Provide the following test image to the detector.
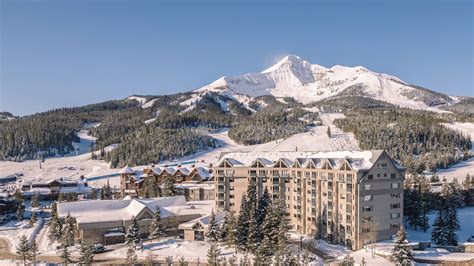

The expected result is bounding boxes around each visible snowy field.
[0,219,42,252]
[105,237,248,263]
[0,113,359,189]
[424,122,474,183]
[442,122,474,141]
[407,206,474,243]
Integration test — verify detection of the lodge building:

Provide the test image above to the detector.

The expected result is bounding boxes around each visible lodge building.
[213,150,405,250]
[119,165,214,201]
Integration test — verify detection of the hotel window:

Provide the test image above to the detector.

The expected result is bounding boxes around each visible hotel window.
[391,193,400,199]
[391,213,401,219]
[362,206,373,212]
[391,183,400,189]
[368,174,373,180]
[362,228,371,233]
[364,195,373,201]
[377,173,380,177]
[390,223,400,229]
[391,173,396,179]
[391,203,400,209]
[282,170,289,177]
[346,184,353,192]
[225,170,234,176]
[364,184,372,190]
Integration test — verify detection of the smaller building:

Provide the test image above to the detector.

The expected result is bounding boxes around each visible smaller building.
[179,211,225,241]
[20,178,91,199]
[120,165,213,199]
[57,196,214,245]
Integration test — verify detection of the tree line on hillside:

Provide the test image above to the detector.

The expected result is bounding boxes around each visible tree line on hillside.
[334,108,472,173]
[0,100,141,161]
[228,105,313,145]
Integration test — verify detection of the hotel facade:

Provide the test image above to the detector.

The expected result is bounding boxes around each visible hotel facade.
[213,150,405,250]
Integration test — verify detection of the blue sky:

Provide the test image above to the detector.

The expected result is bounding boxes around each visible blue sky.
[1,0,473,116]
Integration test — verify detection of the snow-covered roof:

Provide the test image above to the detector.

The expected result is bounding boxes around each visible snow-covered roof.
[119,166,135,174]
[143,166,211,180]
[57,196,208,225]
[179,211,225,230]
[217,150,386,171]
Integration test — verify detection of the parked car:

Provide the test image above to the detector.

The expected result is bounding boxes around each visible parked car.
[91,243,105,254]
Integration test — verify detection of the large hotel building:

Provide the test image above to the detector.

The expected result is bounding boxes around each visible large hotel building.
[213,150,405,250]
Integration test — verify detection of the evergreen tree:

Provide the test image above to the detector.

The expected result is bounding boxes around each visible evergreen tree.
[340,254,355,266]
[79,241,94,264]
[163,175,177,196]
[432,182,461,246]
[391,227,414,266]
[207,241,221,266]
[125,217,143,250]
[58,245,71,265]
[256,187,271,243]
[235,195,249,251]
[16,204,24,220]
[62,212,75,247]
[221,210,236,245]
[445,207,460,246]
[260,198,288,257]
[149,208,165,242]
[48,205,63,243]
[13,189,24,202]
[178,256,188,266]
[206,210,220,242]
[245,179,258,251]
[431,208,448,245]
[16,235,30,265]
[29,212,38,227]
[29,239,39,265]
[31,193,40,208]
[101,180,113,199]
[165,255,174,265]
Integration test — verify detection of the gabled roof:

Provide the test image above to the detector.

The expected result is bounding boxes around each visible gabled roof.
[250,158,273,168]
[176,167,191,175]
[218,150,384,171]
[272,158,292,168]
[57,196,192,225]
[119,166,135,174]
[178,211,225,230]
[190,167,211,180]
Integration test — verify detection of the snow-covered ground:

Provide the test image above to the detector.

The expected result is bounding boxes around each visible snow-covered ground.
[407,206,474,243]
[0,220,41,252]
[105,237,248,263]
[442,122,474,141]
[430,158,474,183]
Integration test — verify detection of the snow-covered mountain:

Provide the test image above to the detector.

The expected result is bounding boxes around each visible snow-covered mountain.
[183,54,456,111]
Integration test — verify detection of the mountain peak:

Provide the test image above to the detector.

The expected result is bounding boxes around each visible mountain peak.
[262,54,308,74]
